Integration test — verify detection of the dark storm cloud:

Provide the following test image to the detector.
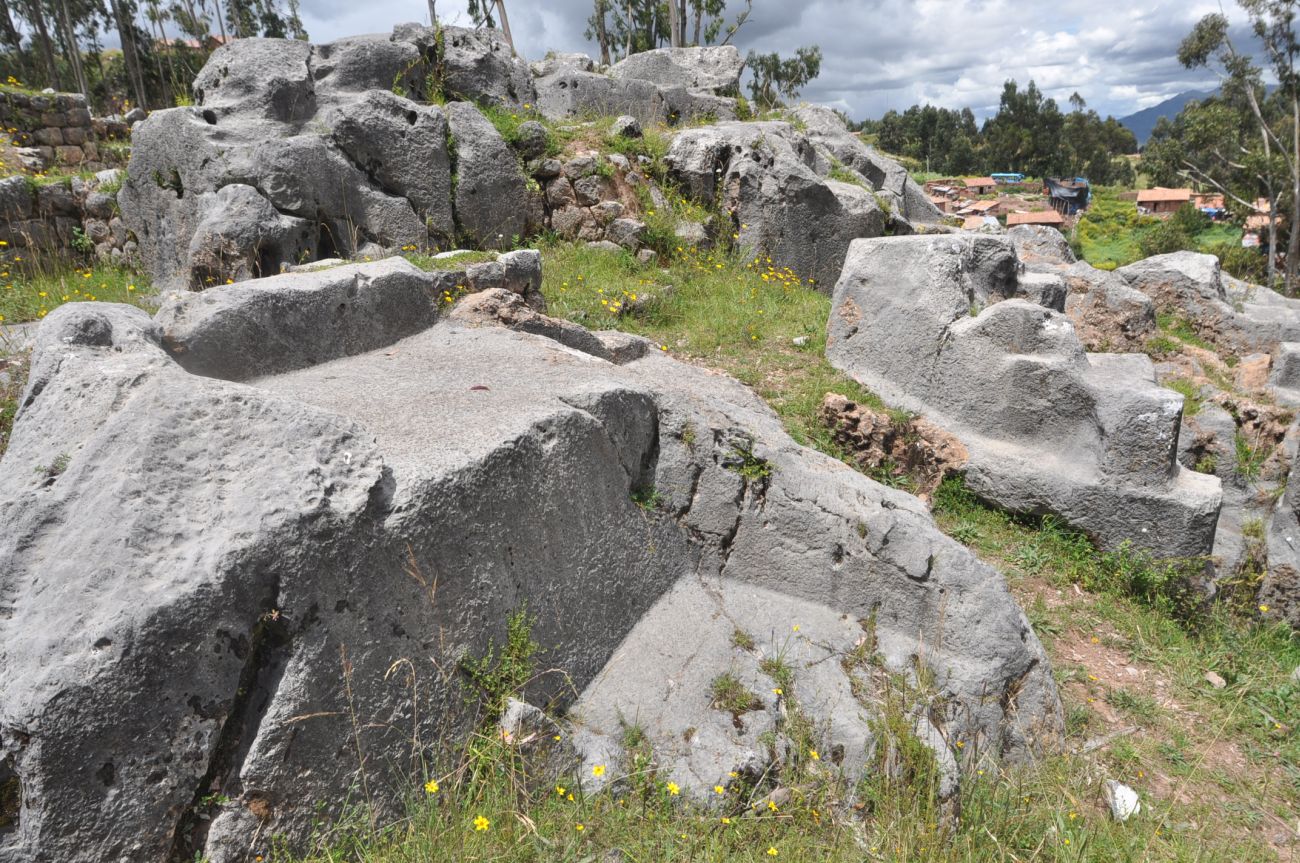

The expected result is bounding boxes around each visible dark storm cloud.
[297,0,1243,120]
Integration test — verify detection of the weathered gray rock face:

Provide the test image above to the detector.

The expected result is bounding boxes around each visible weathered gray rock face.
[120,27,523,289]
[0,260,1061,861]
[1006,224,1076,266]
[444,101,528,249]
[793,105,942,229]
[665,121,889,289]
[608,45,742,93]
[1119,252,1300,355]
[535,45,739,127]
[534,68,735,126]
[827,234,1222,557]
[1265,425,1300,628]
[1005,226,1156,352]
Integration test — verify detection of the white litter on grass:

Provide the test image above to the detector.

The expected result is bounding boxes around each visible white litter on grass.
[1103,780,1141,821]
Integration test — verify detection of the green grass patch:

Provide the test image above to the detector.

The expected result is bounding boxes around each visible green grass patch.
[402,249,499,271]
[1162,377,1203,416]
[0,258,152,325]
[477,103,562,158]
[0,351,28,459]
[1155,312,1215,352]
[540,241,888,456]
[709,672,763,714]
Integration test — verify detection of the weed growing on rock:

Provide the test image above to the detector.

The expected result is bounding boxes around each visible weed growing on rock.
[724,439,772,485]
[709,672,763,715]
[630,485,664,511]
[459,606,540,717]
[731,628,756,651]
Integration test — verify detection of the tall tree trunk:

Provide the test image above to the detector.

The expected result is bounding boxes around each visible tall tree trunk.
[212,0,225,40]
[23,0,61,89]
[56,0,88,98]
[667,0,679,47]
[426,0,435,25]
[111,0,148,108]
[0,0,28,80]
[493,0,514,55]
[1287,95,1300,294]
[146,10,170,104]
[625,0,632,57]
[156,11,180,99]
[592,0,609,65]
[691,0,700,46]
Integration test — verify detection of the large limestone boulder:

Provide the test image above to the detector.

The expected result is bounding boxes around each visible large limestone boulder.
[1007,226,1156,353]
[1006,224,1076,266]
[120,27,523,290]
[534,45,739,126]
[445,101,528,249]
[533,67,735,126]
[608,45,743,93]
[665,121,888,289]
[793,104,942,229]
[1119,252,1300,355]
[0,258,1061,861]
[826,234,1222,557]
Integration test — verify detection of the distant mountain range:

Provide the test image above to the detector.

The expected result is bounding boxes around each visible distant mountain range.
[1119,89,1216,145]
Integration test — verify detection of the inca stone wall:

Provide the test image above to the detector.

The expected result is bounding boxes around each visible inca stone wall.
[0,90,122,170]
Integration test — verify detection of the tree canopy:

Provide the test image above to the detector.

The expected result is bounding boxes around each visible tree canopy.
[865,80,1136,183]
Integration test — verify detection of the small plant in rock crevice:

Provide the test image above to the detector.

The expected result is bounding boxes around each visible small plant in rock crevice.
[459,606,540,718]
[724,438,773,485]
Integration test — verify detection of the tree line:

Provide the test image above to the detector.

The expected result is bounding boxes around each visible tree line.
[861,80,1138,185]
[0,0,305,111]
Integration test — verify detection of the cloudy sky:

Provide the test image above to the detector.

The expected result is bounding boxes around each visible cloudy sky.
[297,0,1241,122]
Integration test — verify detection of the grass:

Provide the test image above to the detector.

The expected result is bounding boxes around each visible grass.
[1072,188,1245,274]
[708,672,763,715]
[0,350,28,459]
[1162,378,1203,417]
[1155,312,1216,353]
[0,258,152,324]
[401,248,499,271]
[540,241,888,458]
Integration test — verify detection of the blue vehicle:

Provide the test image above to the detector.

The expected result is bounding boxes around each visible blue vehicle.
[991,172,1026,184]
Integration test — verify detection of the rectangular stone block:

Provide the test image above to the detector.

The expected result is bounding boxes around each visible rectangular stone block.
[54,144,83,165]
[33,127,62,146]
[61,126,85,146]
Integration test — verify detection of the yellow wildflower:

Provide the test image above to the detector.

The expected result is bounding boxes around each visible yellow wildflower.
[424,779,439,794]
[592,764,606,778]
[473,815,490,831]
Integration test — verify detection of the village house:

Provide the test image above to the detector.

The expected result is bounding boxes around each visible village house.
[928,195,954,214]
[964,177,997,196]
[1136,187,1192,217]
